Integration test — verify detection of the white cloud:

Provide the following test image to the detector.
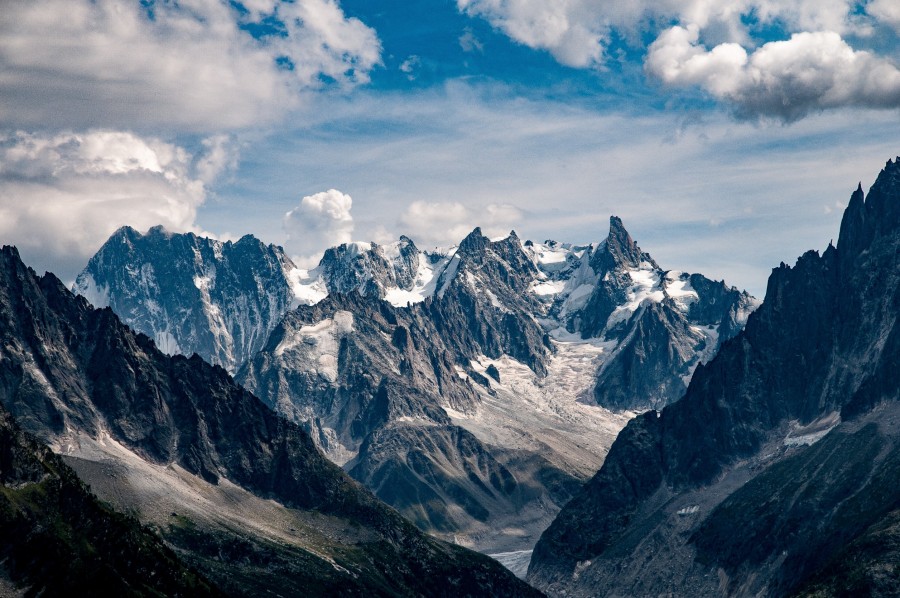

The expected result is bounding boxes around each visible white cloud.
[457,0,900,118]
[869,0,900,33]
[0,0,381,132]
[0,130,211,281]
[195,135,240,185]
[457,0,860,67]
[283,189,355,266]
[398,200,523,247]
[457,0,607,67]
[647,26,900,121]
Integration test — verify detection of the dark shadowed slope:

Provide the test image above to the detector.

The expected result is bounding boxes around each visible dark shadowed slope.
[0,402,220,597]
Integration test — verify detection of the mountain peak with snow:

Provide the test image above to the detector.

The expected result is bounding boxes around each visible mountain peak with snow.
[73,226,297,372]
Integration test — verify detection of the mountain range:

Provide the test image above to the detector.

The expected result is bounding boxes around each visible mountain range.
[74,216,756,555]
[0,245,537,596]
[2,157,898,596]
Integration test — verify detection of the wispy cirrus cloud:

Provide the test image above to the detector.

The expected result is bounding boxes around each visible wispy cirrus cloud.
[0,0,381,132]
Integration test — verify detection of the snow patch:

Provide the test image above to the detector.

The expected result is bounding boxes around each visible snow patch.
[274,311,354,383]
[73,273,110,309]
[383,251,450,307]
[784,412,841,447]
[286,267,328,306]
[606,263,665,328]
[664,271,699,312]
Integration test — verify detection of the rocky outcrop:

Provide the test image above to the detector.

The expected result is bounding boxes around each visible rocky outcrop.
[0,245,541,597]
[528,158,900,597]
[318,236,421,298]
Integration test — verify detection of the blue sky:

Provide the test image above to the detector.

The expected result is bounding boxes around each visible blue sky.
[1,0,899,296]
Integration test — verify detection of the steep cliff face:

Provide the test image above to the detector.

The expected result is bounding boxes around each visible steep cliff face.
[0,245,540,597]
[73,226,297,373]
[529,158,900,597]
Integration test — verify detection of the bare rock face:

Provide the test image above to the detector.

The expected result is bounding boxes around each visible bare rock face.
[73,226,297,373]
[528,158,900,597]
[0,245,541,597]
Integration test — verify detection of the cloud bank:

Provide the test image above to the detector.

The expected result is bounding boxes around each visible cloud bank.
[457,0,900,119]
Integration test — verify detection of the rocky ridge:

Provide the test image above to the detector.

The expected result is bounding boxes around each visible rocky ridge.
[239,222,754,552]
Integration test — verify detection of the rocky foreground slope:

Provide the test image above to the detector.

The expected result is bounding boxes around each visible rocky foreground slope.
[528,159,900,596]
[0,245,539,597]
[0,402,219,596]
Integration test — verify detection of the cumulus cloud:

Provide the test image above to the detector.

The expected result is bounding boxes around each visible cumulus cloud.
[283,189,355,266]
[647,26,900,121]
[0,0,381,132]
[0,130,212,280]
[457,0,900,118]
[457,0,861,67]
[195,135,240,185]
[398,200,523,247]
[457,0,607,67]
[869,0,900,33]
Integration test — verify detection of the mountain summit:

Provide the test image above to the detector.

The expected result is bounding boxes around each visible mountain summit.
[73,226,297,373]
